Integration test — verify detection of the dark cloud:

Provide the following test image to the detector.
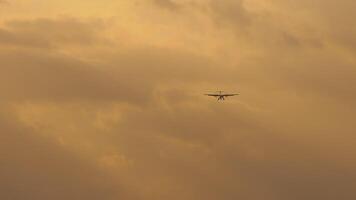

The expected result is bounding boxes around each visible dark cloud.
[255,46,356,104]
[0,18,105,48]
[151,0,251,29]
[0,45,222,104]
[0,108,139,200]
[153,0,181,11]
[0,28,50,48]
[272,0,356,50]
[209,0,251,27]
[0,50,150,104]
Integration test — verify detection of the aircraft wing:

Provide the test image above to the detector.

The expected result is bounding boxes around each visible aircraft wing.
[223,94,239,96]
[205,94,221,96]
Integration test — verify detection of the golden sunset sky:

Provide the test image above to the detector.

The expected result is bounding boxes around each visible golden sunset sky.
[1,0,356,199]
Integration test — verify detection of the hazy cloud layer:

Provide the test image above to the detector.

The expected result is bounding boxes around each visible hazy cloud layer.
[1,0,356,200]
[0,107,139,200]
[153,0,182,10]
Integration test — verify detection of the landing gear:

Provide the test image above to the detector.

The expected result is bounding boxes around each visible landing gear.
[217,96,225,101]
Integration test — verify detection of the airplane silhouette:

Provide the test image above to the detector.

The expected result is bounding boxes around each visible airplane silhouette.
[205,91,239,101]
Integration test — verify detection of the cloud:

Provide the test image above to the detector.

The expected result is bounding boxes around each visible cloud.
[0,28,50,48]
[209,0,251,27]
[0,49,154,104]
[153,0,182,11]
[1,1,356,200]
[0,44,222,105]
[0,18,228,104]
[0,18,105,48]
[0,107,139,200]
[100,96,356,200]
[152,0,251,28]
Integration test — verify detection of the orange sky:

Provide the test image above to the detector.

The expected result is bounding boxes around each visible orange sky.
[1,0,356,199]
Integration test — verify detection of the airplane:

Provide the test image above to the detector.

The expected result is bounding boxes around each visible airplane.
[204,91,239,101]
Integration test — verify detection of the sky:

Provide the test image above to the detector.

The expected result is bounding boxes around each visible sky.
[1,0,356,199]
